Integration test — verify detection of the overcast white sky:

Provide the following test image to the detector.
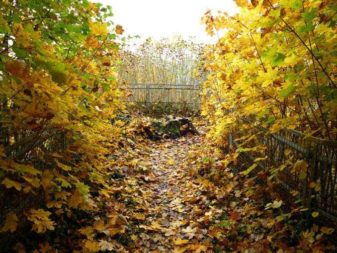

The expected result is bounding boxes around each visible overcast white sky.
[97,0,237,43]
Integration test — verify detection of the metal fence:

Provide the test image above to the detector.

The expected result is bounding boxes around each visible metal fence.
[125,84,200,111]
[230,125,337,224]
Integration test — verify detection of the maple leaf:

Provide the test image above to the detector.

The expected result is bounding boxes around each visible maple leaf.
[173,245,190,253]
[189,244,208,253]
[89,22,108,36]
[26,209,55,233]
[37,242,54,253]
[115,25,124,35]
[17,165,41,175]
[84,240,100,252]
[150,221,163,231]
[320,227,334,235]
[182,226,197,239]
[174,238,189,246]
[1,178,22,191]
[229,210,241,221]
[0,212,18,232]
[133,212,146,220]
[99,240,115,251]
[93,219,106,232]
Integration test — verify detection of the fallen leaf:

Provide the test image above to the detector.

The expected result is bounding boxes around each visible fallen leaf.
[174,238,189,246]
[320,227,334,235]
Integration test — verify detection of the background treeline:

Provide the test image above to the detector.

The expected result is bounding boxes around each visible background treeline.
[118,36,206,86]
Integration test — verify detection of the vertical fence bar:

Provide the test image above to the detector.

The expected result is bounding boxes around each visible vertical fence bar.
[145,84,150,108]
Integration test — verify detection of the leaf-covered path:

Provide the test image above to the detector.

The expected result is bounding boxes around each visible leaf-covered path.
[122,118,336,253]
[129,133,219,252]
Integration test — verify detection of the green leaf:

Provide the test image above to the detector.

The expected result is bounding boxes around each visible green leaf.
[202,156,210,163]
[270,9,281,19]
[291,0,302,11]
[241,163,258,176]
[299,23,315,33]
[265,116,276,124]
[271,52,285,66]
[302,9,317,23]
[279,83,296,98]
[13,47,28,59]
[219,219,231,228]
[285,72,297,82]
[76,182,90,197]
[35,57,69,84]
[11,14,21,23]
[0,170,4,179]
[102,83,110,92]
[280,0,302,11]
[0,15,10,33]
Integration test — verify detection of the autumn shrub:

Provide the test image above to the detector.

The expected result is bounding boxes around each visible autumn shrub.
[202,0,337,143]
[200,0,337,227]
[0,1,126,251]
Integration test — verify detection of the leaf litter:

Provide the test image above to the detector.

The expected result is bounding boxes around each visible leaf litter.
[123,118,336,252]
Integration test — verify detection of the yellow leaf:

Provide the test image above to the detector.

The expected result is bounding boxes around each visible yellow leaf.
[99,240,114,251]
[173,245,190,253]
[56,161,72,171]
[133,212,146,220]
[68,190,84,208]
[320,226,334,235]
[93,219,106,232]
[41,170,55,190]
[26,209,55,233]
[17,165,41,175]
[78,226,95,237]
[293,160,308,180]
[150,221,162,230]
[271,200,283,209]
[167,158,175,166]
[107,226,124,236]
[293,160,308,172]
[131,234,138,241]
[174,238,189,246]
[139,221,162,231]
[23,176,40,188]
[84,240,100,252]
[89,22,108,36]
[2,178,22,191]
[311,211,319,218]
[0,212,18,232]
[85,35,100,49]
[235,0,250,7]
[189,244,208,253]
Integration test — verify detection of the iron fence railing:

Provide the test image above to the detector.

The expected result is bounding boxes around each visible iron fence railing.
[124,84,201,110]
[229,126,337,223]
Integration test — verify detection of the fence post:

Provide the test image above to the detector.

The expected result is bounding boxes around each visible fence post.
[145,84,150,108]
[307,144,319,211]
